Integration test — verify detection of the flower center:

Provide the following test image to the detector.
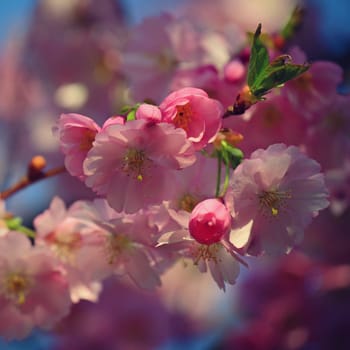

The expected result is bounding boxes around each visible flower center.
[193,244,221,265]
[105,233,131,264]
[174,103,193,131]
[122,149,148,181]
[79,129,97,151]
[258,190,291,216]
[46,231,82,263]
[2,273,31,305]
[179,194,198,212]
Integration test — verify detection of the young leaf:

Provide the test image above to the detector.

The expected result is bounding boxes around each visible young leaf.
[247,24,310,99]
[247,24,269,88]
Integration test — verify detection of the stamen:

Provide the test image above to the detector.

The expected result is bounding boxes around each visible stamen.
[174,103,193,131]
[179,194,198,212]
[105,233,131,264]
[258,189,291,216]
[193,244,220,265]
[46,231,82,264]
[122,149,148,181]
[2,273,31,305]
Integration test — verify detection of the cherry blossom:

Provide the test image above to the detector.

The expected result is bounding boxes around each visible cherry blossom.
[159,87,224,150]
[34,196,108,303]
[226,144,329,255]
[0,232,71,340]
[83,119,196,213]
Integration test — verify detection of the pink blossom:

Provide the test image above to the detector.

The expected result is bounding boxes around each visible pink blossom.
[34,197,109,303]
[225,144,329,256]
[136,103,162,122]
[158,196,250,290]
[55,113,101,180]
[158,228,241,291]
[159,87,224,150]
[69,199,164,289]
[304,94,350,170]
[55,278,177,350]
[223,94,309,157]
[83,119,196,213]
[189,198,232,245]
[101,115,125,129]
[120,14,205,102]
[99,219,162,289]
[283,47,343,118]
[0,232,71,340]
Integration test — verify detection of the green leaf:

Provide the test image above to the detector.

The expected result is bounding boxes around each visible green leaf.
[247,24,269,88]
[253,58,309,96]
[247,24,310,99]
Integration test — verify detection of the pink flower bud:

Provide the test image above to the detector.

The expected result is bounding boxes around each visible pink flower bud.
[189,199,232,245]
[136,104,162,122]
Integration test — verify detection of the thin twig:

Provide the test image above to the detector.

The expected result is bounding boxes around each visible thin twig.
[0,165,66,200]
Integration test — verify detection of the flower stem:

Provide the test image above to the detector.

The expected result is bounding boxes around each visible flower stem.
[17,226,36,239]
[220,162,231,197]
[216,153,222,197]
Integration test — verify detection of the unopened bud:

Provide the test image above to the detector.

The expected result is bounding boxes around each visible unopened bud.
[28,155,47,181]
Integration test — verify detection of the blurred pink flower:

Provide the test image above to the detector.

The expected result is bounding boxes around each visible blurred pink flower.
[283,47,343,118]
[34,197,108,302]
[54,278,184,350]
[160,87,223,150]
[226,144,329,255]
[0,232,71,340]
[223,94,309,157]
[120,14,205,102]
[304,94,350,170]
[83,119,196,213]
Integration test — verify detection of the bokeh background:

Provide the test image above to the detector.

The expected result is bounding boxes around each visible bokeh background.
[0,0,350,349]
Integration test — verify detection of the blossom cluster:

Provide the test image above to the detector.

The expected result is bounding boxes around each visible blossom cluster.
[0,0,347,343]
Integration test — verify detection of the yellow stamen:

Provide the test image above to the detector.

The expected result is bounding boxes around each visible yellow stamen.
[258,190,291,217]
[3,273,31,305]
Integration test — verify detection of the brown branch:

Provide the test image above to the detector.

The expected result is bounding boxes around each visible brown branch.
[0,165,66,200]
